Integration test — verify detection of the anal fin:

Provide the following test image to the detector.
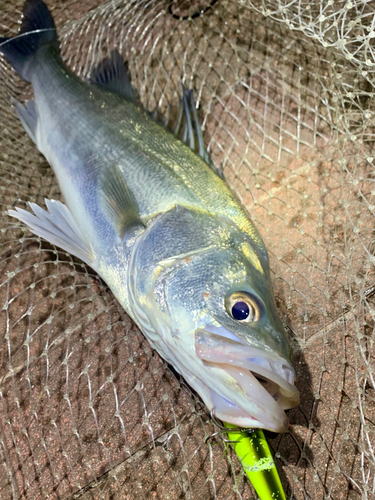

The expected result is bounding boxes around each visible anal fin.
[8,199,95,266]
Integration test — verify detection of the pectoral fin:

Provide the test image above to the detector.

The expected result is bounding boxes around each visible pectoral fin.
[8,199,95,266]
[100,164,144,238]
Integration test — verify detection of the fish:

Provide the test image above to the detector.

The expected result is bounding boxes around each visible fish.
[0,0,299,433]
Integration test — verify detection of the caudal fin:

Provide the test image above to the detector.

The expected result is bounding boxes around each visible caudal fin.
[0,0,57,82]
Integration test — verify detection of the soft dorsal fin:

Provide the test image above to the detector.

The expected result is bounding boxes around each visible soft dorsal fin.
[89,50,138,102]
[100,164,143,238]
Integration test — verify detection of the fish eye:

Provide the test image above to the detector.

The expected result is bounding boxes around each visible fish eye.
[226,292,260,323]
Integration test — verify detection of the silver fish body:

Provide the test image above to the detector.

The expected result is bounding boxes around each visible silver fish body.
[1,0,299,432]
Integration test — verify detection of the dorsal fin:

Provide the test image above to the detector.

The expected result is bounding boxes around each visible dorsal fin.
[89,50,138,102]
[100,164,143,238]
[151,87,223,178]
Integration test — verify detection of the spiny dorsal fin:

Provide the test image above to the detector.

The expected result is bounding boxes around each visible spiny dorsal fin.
[150,87,223,178]
[179,87,224,178]
[100,164,143,238]
[89,50,138,102]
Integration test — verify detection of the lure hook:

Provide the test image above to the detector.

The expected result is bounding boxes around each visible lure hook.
[205,409,255,443]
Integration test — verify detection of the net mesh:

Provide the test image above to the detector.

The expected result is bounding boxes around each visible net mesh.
[0,0,374,498]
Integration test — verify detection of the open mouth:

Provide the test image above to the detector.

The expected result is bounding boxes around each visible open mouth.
[194,328,300,431]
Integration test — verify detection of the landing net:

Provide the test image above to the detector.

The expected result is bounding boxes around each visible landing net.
[0,0,374,498]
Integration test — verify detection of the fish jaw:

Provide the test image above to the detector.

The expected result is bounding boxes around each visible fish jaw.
[194,328,300,432]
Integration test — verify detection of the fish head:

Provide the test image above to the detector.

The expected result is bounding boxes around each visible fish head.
[130,206,299,432]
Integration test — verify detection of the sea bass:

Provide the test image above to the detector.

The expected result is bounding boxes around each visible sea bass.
[0,0,299,432]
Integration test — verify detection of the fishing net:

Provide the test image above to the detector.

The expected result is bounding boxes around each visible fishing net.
[0,0,374,498]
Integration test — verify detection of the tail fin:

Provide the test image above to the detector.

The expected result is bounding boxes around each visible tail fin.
[0,0,57,82]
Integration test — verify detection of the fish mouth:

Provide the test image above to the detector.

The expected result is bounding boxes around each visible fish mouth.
[195,327,300,432]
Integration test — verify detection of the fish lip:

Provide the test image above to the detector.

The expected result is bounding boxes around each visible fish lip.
[208,385,290,433]
[194,327,300,430]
